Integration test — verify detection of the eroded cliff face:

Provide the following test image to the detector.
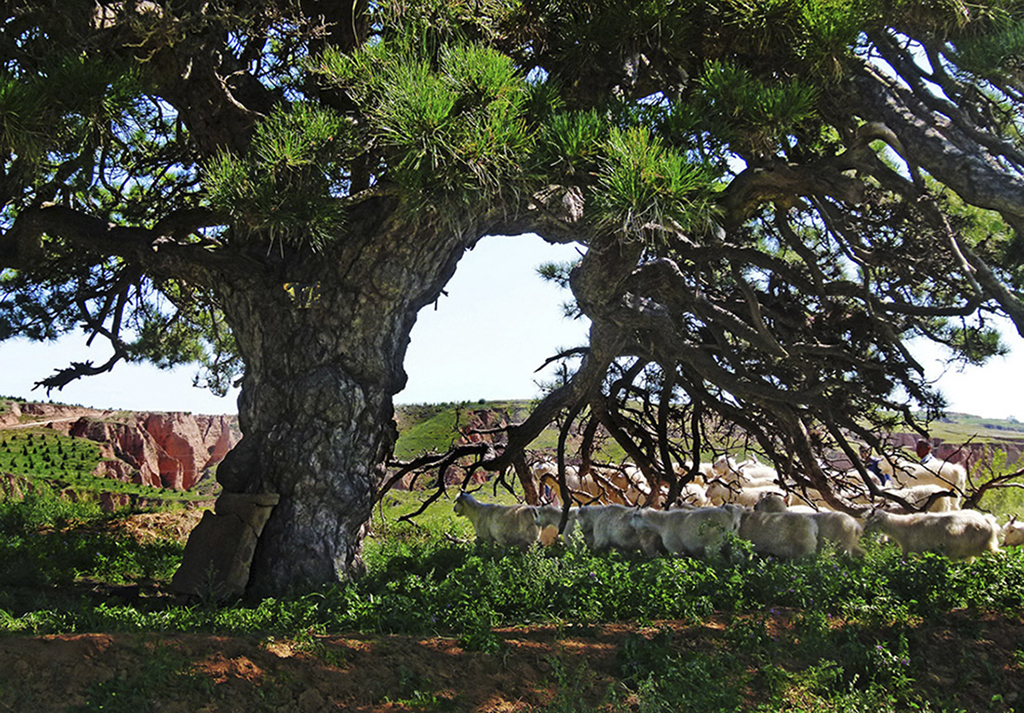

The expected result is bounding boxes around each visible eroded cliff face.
[69,413,239,490]
[2,401,239,491]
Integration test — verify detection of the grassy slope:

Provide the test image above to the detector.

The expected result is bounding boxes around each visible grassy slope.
[394,400,549,460]
[4,398,1023,509]
[392,403,1024,517]
[3,486,1024,712]
[932,412,1024,446]
[394,399,617,461]
[395,402,1024,460]
[0,424,212,506]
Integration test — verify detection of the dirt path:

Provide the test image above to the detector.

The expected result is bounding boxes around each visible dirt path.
[0,625,631,712]
[0,416,86,430]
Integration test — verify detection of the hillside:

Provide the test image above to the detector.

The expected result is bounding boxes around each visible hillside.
[930,412,1024,445]
[3,397,1024,508]
[0,398,238,507]
[393,400,555,460]
[3,401,1024,711]
[393,401,1024,466]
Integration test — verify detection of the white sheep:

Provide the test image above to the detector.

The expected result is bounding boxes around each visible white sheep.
[677,481,711,507]
[705,479,786,508]
[711,455,741,481]
[453,492,540,549]
[534,504,579,541]
[736,461,780,487]
[675,461,714,484]
[1002,516,1024,547]
[863,509,1001,561]
[847,482,961,512]
[754,493,864,557]
[540,465,630,506]
[534,459,566,502]
[712,454,778,487]
[668,463,712,506]
[575,504,662,555]
[876,456,967,492]
[737,509,819,559]
[789,488,836,511]
[630,506,743,557]
[588,466,637,505]
[608,464,653,504]
[558,467,625,505]
[537,464,601,505]
[883,484,961,512]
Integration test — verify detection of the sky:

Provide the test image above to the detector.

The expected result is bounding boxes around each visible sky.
[0,233,1021,420]
[0,235,591,414]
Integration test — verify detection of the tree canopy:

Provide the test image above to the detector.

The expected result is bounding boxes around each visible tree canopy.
[3,0,1024,595]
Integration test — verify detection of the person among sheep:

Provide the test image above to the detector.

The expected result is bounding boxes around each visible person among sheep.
[916,439,937,467]
[860,445,889,485]
[541,481,554,504]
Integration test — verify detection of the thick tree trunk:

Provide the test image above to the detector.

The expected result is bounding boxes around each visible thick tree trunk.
[191,204,476,597]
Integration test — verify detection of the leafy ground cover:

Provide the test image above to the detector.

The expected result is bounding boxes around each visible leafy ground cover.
[1,488,1024,711]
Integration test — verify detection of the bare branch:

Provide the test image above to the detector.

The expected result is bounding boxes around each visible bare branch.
[33,352,126,393]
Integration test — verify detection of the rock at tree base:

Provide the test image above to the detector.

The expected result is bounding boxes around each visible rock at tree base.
[170,492,279,600]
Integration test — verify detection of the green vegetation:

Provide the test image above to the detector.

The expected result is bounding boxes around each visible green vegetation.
[0,486,184,615]
[976,448,1024,517]
[393,405,465,460]
[3,401,1024,708]
[931,413,1024,447]
[2,487,1024,710]
[394,402,1024,460]
[393,400,628,462]
[0,427,209,505]
[0,429,102,481]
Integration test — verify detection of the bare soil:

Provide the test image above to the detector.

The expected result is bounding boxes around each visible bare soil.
[0,625,626,712]
[2,611,1024,712]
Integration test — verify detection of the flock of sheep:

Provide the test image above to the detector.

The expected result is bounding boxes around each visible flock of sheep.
[451,451,1023,562]
[534,452,969,513]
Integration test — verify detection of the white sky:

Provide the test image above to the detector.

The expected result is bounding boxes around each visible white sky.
[0,235,590,414]
[0,233,1021,420]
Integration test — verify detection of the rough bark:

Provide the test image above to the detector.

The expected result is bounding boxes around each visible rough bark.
[192,200,482,597]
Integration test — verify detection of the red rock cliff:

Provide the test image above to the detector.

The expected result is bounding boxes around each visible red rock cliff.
[69,412,239,490]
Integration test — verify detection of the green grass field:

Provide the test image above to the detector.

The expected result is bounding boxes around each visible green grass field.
[394,401,1024,461]
[0,427,213,506]
[0,429,102,481]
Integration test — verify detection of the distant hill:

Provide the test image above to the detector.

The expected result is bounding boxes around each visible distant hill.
[3,397,1022,508]
[393,400,554,460]
[393,402,1024,467]
[931,412,1024,441]
[0,398,237,508]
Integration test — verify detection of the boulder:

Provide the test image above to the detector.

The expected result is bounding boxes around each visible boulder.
[91,459,139,484]
[0,473,32,500]
[99,492,132,512]
[169,492,279,600]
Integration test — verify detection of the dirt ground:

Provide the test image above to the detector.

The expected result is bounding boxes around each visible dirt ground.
[0,624,623,712]
[2,612,1024,712]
